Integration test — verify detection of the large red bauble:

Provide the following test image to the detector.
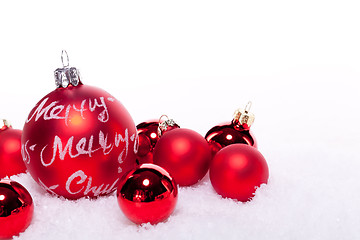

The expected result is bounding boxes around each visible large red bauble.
[0,179,34,239]
[117,163,178,225]
[209,144,269,202]
[153,128,212,186]
[0,121,27,178]
[21,84,138,199]
[205,121,257,157]
[136,119,179,164]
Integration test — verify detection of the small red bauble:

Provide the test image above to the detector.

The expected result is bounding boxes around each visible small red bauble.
[0,119,26,178]
[0,179,34,239]
[153,128,212,186]
[205,102,257,157]
[210,144,269,202]
[117,163,178,225]
[21,51,137,200]
[136,121,158,164]
[136,116,179,164]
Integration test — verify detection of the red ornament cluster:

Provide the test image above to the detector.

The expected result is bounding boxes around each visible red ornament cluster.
[135,103,269,204]
[0,52,270,229]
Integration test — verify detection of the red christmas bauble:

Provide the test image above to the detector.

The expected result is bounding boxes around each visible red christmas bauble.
[21,54,138,200]
[136,121,159,164]
[209,144,269,202]
[0,120,27,178]
[153,128,212,186]
[205,102,257,157]
[136,117,179,164]
[117,163,178,225]
[22,84,137,199]
[0,179,34,239]
[205,121,257,156]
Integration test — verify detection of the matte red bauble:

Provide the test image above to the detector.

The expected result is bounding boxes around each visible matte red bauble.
[205,102,257,157]
[136,116,179,164]
[117,163,178,225]
[21,51,138,200]
[0,179,34,239]
[209,144,269,202]
[153,128,212,186]
[0,120,27,178]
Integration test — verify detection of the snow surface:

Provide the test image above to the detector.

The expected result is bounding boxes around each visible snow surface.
[9,135,360,240]
[1,0,360,239]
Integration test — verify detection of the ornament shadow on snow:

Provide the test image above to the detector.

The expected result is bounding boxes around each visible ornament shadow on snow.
[21,50,138,200]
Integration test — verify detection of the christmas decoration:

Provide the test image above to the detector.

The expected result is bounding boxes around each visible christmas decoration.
[205,102,257,157]
[0,179,34,239]
[0,119,27,178]
[117,163,178,225]
[153,128,212,186]
[209,144,269,202]
[21,51,138,200]
[136,115,179,164]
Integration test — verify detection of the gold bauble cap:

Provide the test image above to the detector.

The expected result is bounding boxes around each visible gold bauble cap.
[233,101,255,129]
[0,119,12,131]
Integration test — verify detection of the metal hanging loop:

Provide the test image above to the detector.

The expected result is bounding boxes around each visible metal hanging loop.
[54,50,82,88]
[61,50,70,67]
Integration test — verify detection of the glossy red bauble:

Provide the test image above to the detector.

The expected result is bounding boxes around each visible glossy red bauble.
[136,119,179,164]
[153,128,212,186]
[22,84,137,199]
[0,179,34,239]
[205,102,257,157]
[117,163,178,225]
[0,120,27,178]
[205,122,257,156]
[136,121,159,164]
[209,144,269,202]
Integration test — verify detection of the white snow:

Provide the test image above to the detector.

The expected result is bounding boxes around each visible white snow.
[9,136,360,240]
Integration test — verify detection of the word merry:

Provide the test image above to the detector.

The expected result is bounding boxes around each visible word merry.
[39,129,137,170]
[26,96,114,125]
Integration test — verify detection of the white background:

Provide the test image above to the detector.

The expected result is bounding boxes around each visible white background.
[1,0,360,239]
